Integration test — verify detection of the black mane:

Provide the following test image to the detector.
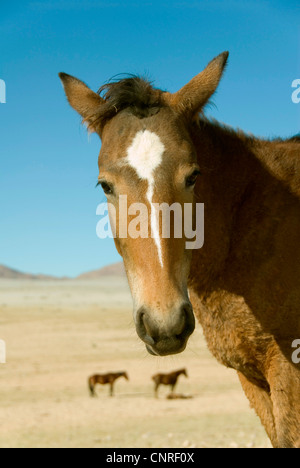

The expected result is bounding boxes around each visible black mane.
[93,76,164,128]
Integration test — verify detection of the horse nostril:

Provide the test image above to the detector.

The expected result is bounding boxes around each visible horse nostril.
[177,302,195,337]
[173,308,187,336]
[136,308,156,346]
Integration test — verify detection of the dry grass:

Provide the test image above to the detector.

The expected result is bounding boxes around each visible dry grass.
[0,278,271,448]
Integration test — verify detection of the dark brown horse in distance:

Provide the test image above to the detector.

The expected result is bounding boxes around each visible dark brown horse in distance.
[88,372,129,397]
[152,368,188,397]
[60,51,300,447]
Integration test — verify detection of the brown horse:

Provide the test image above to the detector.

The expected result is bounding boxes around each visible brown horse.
[152,368,188,397]
[88,371,129,397]
[60,52,300,447]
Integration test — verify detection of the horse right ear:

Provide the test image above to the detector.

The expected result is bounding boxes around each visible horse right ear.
[59,73,104,133]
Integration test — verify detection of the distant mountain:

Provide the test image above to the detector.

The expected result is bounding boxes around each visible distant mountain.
[0,262,126,280]
[77,262,126,279]
[0,264,56,280]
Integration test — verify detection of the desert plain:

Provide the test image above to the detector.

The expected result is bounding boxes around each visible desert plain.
[0,277,271,448]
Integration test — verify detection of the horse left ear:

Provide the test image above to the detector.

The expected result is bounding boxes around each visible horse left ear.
[165,51,229,117]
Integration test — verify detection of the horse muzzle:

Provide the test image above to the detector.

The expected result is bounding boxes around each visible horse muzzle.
[135,302,195,356]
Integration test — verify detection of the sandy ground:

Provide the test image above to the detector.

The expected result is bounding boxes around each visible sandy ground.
[0,278,271,448]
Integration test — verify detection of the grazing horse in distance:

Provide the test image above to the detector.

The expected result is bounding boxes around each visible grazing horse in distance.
[88,372,129,397]
[152,368,188,397]
[60,51,300,447]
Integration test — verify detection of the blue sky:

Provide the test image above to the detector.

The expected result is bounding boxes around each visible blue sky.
[0,0,299,277]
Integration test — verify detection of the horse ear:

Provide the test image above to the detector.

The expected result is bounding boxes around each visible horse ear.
[166,51,229,117]
[59,73,104,133]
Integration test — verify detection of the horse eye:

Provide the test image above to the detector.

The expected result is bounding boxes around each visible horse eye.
[185,170,201,188]
[97,181,114,195]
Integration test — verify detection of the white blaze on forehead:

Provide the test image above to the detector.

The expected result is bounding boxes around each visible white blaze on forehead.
[126,129,165,179]
[126,130,165,267]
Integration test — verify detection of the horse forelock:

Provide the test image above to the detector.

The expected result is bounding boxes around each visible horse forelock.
[93,76,165,129]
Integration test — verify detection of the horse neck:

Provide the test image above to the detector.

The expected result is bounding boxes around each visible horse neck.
[190,119,263,286]
[193,118,260,204]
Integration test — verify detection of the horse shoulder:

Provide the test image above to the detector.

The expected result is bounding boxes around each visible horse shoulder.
[190,288,271,386]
